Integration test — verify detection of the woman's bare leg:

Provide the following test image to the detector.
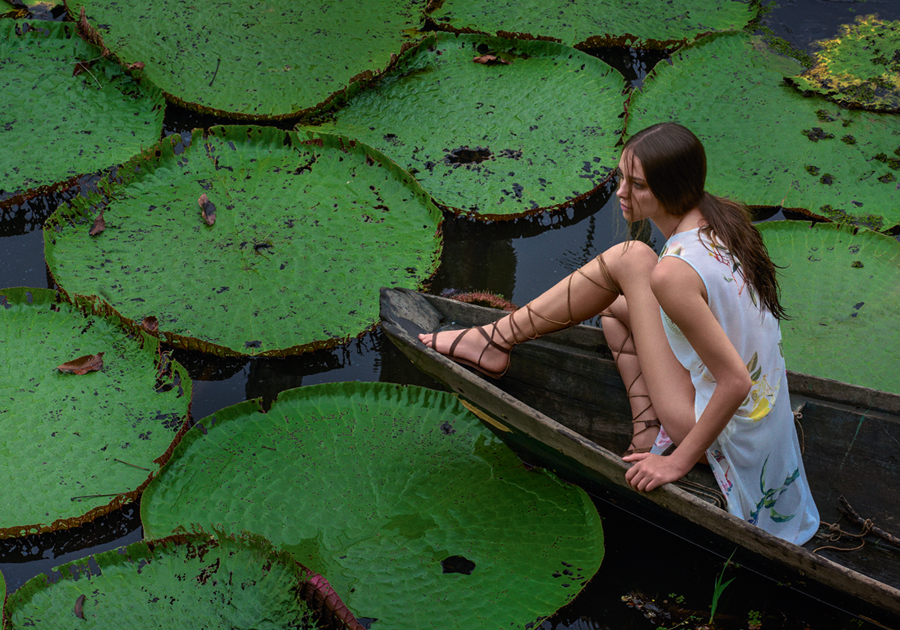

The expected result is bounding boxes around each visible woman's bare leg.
[420,241,698,452]
[601,296,660,455]
[602,243,697,449]
[419,252,623,377]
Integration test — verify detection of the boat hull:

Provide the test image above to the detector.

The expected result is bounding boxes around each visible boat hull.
[380,288,900,623]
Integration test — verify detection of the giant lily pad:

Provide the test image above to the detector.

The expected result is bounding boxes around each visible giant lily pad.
[3,533,354,629]
[0,20,164,205]
[0,288,191,539]
[44,127,442,357]
[141,382,604,629]
[427,0,757,48]
[627,33,900,231]
[789,16,900,112]
[67,0,425,120]
[759,221,900,395]
[303,33,626,219]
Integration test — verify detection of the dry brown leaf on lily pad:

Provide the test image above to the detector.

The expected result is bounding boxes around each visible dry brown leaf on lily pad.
[127,62,145,71]
[89,208,105,236]
[473,54,510,65]
[57,352,104,375]
[141,316,158,334]
[198,193,216,226]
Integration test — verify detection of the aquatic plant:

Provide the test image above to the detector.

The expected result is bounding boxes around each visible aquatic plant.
[44,128,442,356]
[4,533,361,629]
[142,382,605,629]
[788,16,900,112]
[302,33,626,219]
[426,0,758,49]
[627,32,900,231]
[0,20,164,205]
[709,550,736,624]
[0,288,191,539]
[759,221,900,395]
[67,0,425,119]
[450,290,518,311]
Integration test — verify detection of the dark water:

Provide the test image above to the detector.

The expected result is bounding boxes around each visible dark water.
[2,2,899,628]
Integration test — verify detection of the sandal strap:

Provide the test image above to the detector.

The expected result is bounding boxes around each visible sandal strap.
[505,252,623,345]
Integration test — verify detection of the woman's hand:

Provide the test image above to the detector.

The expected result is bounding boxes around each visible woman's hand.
[622,451,693,492]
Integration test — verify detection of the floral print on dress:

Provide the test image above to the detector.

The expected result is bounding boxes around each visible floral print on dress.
[706,240,759,307]
[748,457,800,525]
[710,449,734,493]
[742,352,781,421]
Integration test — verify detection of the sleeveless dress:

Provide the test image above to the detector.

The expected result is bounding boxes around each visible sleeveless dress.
[657,227,819,545]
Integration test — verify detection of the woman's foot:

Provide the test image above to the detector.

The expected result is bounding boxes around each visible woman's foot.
[418,324,513,378]
[624,417,661,457]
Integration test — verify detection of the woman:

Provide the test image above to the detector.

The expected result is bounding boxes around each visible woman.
[420,123,819,544]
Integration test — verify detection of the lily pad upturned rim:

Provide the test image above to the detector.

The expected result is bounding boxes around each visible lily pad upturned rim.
[66,2,424,121]
[140,381,604,630]
[0,20,165,208]
[424,0,760,49]
[304,32,627,221]
[0,287,192,540]
[45,127,443,357]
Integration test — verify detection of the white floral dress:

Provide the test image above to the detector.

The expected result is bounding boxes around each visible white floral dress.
[657,228,819,545]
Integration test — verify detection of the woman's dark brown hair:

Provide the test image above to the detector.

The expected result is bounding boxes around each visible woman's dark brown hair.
[624,122,788,319]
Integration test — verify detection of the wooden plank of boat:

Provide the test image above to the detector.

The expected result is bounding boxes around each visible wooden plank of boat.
[379,287,900,622]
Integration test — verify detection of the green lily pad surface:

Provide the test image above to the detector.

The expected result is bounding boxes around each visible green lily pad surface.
[0,288,191,539]
[627,33,900,231]
[759,221,900,395]
[44,127,442,357]
[0,21,164,204]
[790,17,900,112]
[141,382,605,629]
[304,34,626,219]
[68,0,425,119]
[427,0,756,48]
[4,534,327,629]
[0,1,15,13]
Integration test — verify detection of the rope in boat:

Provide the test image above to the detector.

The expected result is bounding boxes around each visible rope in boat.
[792,403,805,454]
[814,495,900,554]
[674,478,726,509]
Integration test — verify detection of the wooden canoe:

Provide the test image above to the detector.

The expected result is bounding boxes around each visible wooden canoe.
[380,288,900,624]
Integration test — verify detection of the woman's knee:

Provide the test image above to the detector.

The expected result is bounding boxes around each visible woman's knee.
[603,241,658,286]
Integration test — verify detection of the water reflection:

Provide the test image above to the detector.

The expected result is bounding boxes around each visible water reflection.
[0,504,142,592]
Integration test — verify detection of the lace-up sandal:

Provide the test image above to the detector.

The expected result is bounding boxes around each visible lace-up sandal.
[429,253,623,379]
[440,323,513,379]
[602,318,660,457]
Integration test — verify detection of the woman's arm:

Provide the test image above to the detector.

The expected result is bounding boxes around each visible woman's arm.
[624,256,751,492]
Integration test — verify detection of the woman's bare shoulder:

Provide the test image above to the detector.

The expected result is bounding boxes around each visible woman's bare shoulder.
[651,255,706,305]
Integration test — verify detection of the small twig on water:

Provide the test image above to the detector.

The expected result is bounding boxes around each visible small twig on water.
[209,57,221,87]
[114,458,150,471]
[72,56,105,90]
[71,493,121,502]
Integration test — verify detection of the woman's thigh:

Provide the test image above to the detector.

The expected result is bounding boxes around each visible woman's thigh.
[603,242,697,443]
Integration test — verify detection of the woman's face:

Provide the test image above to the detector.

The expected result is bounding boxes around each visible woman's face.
[616,151,663,223]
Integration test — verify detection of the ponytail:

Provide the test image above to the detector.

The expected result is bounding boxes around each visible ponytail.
[698,192,788,320]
